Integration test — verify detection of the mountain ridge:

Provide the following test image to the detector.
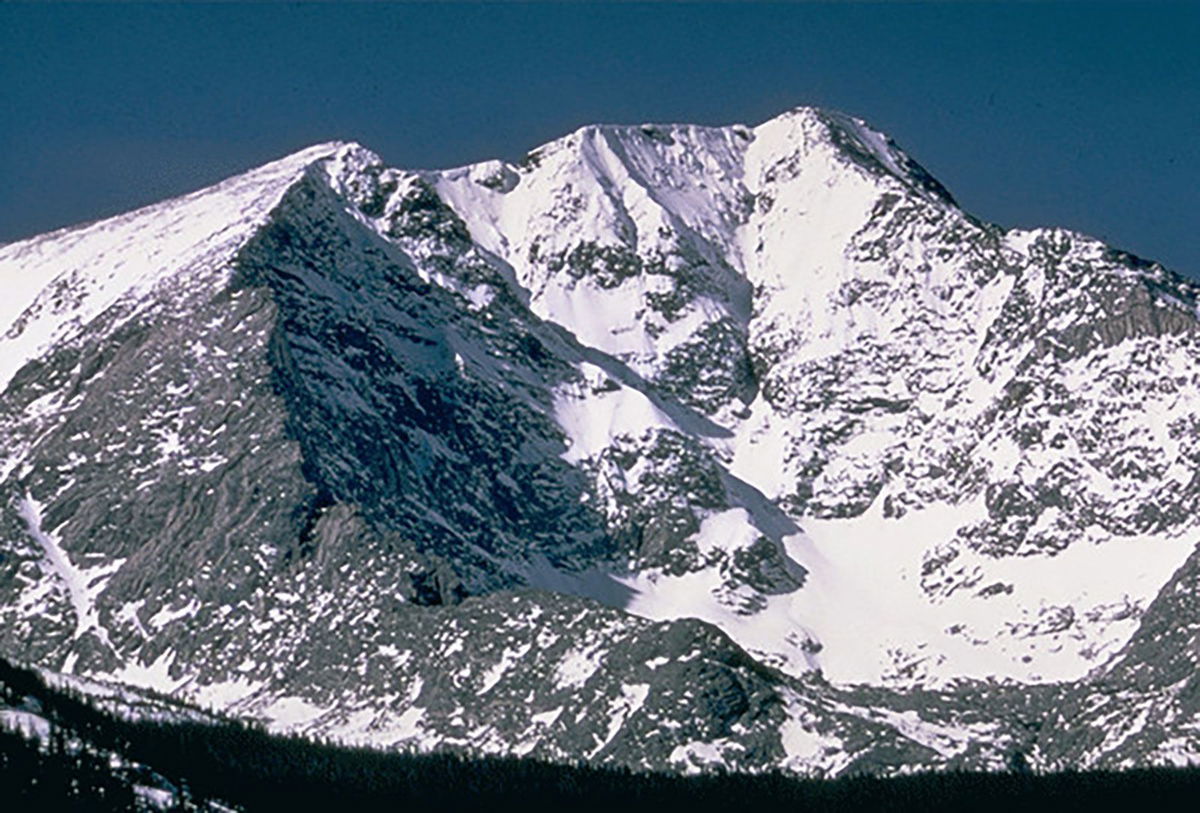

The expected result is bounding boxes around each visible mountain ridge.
[1,105,1198,774]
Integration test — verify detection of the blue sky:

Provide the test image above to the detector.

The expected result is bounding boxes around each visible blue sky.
[2,2,1197,274]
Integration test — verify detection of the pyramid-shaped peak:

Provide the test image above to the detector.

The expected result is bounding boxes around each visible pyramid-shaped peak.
[752,106,958,205]
[248,140,383,186]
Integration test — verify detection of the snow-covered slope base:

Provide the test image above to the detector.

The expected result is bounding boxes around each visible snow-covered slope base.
[1,106,1198,773]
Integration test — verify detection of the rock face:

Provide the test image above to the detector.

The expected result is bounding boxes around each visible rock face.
[1,107,1198,774]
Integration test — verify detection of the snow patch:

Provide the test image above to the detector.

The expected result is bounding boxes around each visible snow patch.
[16,493,114,647]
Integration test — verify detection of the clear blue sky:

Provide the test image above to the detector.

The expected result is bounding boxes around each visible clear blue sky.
[2,2,1197,274]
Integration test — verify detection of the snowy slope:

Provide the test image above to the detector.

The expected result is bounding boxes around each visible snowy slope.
[0,143,347,392]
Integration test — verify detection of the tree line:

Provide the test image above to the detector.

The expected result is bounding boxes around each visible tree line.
[2,656,1198,812]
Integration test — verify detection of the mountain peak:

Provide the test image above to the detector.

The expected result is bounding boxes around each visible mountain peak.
[750,106,957,206]
[0,141,373,392]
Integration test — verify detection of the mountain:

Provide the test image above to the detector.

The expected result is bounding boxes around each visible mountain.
[1,106,1198,774]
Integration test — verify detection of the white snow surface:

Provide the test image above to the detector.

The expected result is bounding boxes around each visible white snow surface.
[17,493,115,646]
[792,501,1195,685]
[0,708,52,740]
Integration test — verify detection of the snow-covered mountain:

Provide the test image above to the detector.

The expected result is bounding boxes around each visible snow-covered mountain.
[2,106,1198,774]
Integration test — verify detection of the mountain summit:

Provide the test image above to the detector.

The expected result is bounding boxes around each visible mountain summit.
[2,107,1198,774]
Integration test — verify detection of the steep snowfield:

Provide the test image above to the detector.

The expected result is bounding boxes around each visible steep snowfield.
[791,501,1193,685]
[15,494,118,646]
